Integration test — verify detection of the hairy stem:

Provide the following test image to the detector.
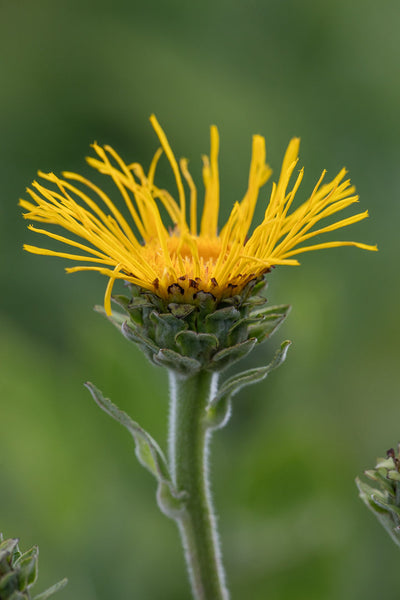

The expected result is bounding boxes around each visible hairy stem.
[168,370,229,600]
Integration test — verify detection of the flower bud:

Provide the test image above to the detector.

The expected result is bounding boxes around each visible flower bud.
[0,535,67,599]
[356,444,400,547]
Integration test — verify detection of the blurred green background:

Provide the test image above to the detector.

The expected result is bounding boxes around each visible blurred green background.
[1,1,399,598]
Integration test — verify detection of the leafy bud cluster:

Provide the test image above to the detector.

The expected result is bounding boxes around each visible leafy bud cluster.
[0,536,66,600]
[356,445,400,548]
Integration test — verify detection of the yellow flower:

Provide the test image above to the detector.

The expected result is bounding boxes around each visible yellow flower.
[20,115,377,315]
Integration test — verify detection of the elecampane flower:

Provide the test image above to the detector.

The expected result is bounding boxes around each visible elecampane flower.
[20,115,376,314]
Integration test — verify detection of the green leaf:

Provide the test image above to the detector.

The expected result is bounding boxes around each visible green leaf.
[15,546,38,589]
[370,495,400,518]
[242,294,267,309]
[250,303,291,319]
[0,538,19,568]
[388,470,400,482]
[204,307,241,342]
[356,478,387,510]
[227,317,258,345]
[33,578,68,600]
[209,340,291,410]
[156,482,188,519]
[193,291,217,313]
[175,331,218,362]
[85,382,170,484]
[204,396,232,431]
[153,348,201,375]
[0,571,19,596]
[167,303,196,319]
[121,321,160,354]
[210,338,257,371]
[117,293,155,325]
[376,457,396,470]
[8,592,27,600]
[110,294,131,311]
[357,477,400,519]
[150,312,188,349]
[356,476,400,547]
[249,304,291,342]
[366,469,396,494]
[94,305,127,329]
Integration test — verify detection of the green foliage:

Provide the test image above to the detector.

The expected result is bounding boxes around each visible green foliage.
[357,446,400,548]
[248,305,291,343]
[205,341,291,430]
[84,382,187,519]
[0,536,66,600]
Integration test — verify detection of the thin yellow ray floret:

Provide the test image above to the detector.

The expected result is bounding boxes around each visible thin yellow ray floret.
[20,116,377,315]
[180,158,197,236]
[149,114,187,234]
[200,125,220,238]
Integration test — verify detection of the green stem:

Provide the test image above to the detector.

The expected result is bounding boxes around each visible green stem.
[168,370,229,600]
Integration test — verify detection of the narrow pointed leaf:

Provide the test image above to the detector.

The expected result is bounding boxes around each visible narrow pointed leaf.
[370,495,400,517]
[121,321,160,354]
[210,340,291,409]
[33,578,68,600]
[210,338,257,371]
[356,477,400,546]
[0,538,19,566]
[365,469,395,494]
[110,294,131,310]
[15,546,38,588]
[227,317,259,345]
[94,305,126,329]
[153,348,201,375]
[250,303,291,319]
[249,304,291,342]
[85,382,170,484]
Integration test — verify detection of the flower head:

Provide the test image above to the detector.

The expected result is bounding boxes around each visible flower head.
[20,115,376,314]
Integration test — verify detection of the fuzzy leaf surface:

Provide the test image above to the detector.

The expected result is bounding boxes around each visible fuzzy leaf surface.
[0,538,19,566]
[249,304,291,342]
[210,340,291,409]
[153,348,201,375]
[33,578,68,600]
[175,331,218,361]
[94,305,126,329]
[121,321,159,353]
[85,382,170,484]
[15,546,38,589]
[356,476,400,546]
[210,338,257,371]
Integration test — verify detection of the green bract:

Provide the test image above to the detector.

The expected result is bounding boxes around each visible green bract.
[99,278,290,375]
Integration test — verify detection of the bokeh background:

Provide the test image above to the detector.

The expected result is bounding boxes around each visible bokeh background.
[1,1,399,598]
